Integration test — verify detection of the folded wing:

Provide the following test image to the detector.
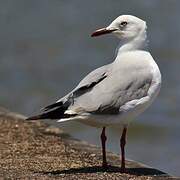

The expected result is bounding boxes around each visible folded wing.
[26,65,109,120]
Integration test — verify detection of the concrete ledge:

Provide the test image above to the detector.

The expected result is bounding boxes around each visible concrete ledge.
[0,108,178,179]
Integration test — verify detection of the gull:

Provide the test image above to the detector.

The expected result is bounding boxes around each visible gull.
[27,15,161,172]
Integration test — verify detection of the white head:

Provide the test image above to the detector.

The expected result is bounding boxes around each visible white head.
[91,15,147,51]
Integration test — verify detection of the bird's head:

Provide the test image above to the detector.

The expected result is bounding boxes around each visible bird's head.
[91,15,147,42]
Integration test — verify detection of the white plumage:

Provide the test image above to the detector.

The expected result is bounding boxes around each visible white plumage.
[27,15,161,171]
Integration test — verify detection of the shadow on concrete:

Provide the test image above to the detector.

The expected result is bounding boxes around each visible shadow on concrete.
[38,165,168,176]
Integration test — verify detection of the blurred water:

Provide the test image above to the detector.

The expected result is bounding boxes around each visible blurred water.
[0,0,180,176]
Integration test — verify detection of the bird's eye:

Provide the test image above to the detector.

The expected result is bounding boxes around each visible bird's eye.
[120,21,128,27]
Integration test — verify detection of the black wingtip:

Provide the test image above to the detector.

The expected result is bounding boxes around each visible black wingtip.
[42,101,63,112]
[26,114,42,120]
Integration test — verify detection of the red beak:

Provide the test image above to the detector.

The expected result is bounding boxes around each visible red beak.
[91,28,117,37]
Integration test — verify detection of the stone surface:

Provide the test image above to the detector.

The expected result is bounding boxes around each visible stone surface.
[0,108,179,179]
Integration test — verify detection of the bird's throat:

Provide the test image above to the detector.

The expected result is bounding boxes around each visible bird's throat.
[116,31,147,54]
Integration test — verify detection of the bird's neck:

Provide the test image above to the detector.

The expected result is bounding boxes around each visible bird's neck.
[115,31,148,55]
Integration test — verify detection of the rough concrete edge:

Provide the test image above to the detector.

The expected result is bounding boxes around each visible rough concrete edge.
[0,107,26,120]
[1,107,179,179]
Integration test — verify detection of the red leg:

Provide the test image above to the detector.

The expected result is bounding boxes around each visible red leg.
[120,126,127,172]
[101,127,107,168]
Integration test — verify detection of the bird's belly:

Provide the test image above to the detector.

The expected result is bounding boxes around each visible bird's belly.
[77,114,125,127]
[77,105,148,127]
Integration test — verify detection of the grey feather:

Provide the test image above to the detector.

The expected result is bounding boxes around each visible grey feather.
[44,64,109,112]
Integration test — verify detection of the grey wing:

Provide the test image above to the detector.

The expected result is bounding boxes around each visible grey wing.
[28,64,153,120]
[72,65,109,98]
[69,68,153,115]
[43,64,109,112]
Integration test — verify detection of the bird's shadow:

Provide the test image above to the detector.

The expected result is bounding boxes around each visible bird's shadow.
[37,165,168,176]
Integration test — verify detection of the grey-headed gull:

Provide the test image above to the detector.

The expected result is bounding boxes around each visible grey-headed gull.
[27,15,161,172]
